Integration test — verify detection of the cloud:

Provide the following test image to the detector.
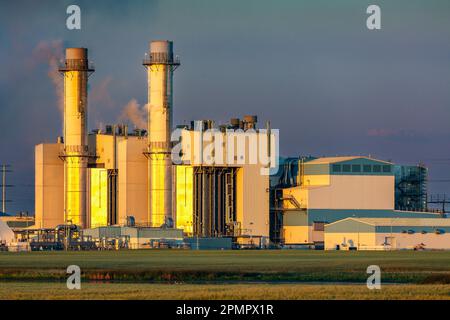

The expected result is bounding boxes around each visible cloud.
[367,128,417,138]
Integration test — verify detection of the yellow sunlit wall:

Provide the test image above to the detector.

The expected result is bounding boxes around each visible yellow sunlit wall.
[64,69,88,227]
[302,174,330,186]
[89,168,108,228]
[283,226,309,244]
[148,63,173,227]
[175,165,193,235]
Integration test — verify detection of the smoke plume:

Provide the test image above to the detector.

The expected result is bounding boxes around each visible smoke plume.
[31,40,64,115]
[118,99,147,129]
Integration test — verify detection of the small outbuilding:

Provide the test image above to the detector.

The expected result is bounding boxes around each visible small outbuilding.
[324,217,450,250]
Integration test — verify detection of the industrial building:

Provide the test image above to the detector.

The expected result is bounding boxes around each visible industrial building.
[324,218,450,250]
[34,41,275,248]
[394,164,428,211]
[83,226,184,249]
[30,40,449,251]
[271,156,444,248]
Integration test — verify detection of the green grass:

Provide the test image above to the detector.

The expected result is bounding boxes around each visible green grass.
[1,282,449,300]
[1,250,450,299]
[0,250,449,284]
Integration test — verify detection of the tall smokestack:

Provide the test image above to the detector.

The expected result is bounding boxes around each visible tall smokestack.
[143,40,180,227]
[59,48,94,228]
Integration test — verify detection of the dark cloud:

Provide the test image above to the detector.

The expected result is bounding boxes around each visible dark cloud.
[1,0,450,213]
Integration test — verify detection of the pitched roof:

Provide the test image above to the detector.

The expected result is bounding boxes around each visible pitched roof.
[305,156,392,165]
[328,217,450,227]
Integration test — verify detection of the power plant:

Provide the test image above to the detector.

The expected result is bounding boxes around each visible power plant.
[2,40,450,251]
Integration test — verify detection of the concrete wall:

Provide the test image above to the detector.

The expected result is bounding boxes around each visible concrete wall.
[117,137,148,225]
[324,218,450,250]
[324,232,376,250]
[375,233,450,250]
[325,231,450,250]
[283,175,394,211]
[35,143,64,228]
[89,134,115,169]
[236,164,270,238]
[308,175,394,210]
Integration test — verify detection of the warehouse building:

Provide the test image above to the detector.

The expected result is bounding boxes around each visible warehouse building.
[324,217,450,250]
[272,156,442,247]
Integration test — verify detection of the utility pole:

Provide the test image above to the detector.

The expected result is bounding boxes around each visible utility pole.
[428,194,450,217]
[0,164,12,214]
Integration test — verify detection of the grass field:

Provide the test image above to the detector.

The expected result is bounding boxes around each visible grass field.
[1,282,450,300]
[0,250,449,299]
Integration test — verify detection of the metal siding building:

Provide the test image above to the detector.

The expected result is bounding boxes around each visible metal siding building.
[280,156,441,245]
[325,217,450,250]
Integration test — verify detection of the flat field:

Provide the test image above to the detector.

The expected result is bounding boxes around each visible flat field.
[0,250,449,299]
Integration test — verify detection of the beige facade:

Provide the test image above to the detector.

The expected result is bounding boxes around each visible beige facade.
[325,232,376,250]
[325,218,450,250]
[236,164,270,237]
[35,143,64,228]
[374,232,450,250]
[35,134,149,229]
[118,137,150,225]
[117,137,148,225]
[283,174,394,210]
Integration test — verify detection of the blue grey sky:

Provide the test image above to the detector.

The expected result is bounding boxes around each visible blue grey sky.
[1,0,450,213]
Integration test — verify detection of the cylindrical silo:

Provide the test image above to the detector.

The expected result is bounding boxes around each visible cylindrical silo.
[59,48,94,228]
[143,41,180,227]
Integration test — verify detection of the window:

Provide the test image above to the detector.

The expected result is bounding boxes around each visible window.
[352,164,361,172]
[363,165,372,172]
[342,164,351,172]
[332,164,341,172]
[373,165,381,173]
[382,165,391,173]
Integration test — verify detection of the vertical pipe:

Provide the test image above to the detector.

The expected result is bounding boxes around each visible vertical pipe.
[202,170,209,236]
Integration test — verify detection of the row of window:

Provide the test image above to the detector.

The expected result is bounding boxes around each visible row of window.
[332,163,391,174]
